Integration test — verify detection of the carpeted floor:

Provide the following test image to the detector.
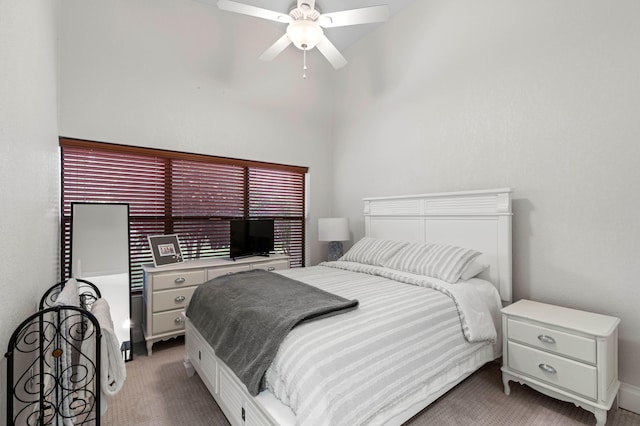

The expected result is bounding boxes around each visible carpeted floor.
[103,338,640,425]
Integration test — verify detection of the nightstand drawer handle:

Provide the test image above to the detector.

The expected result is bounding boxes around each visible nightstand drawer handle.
[537,334,556,344]
[174,277,186,284]
[175,295,186,303]
[174,316,185,325]
[267,267,275,271]
[538,363,557,374]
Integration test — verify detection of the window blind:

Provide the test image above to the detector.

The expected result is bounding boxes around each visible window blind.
[248,167,305,267]
[60,138,307,291]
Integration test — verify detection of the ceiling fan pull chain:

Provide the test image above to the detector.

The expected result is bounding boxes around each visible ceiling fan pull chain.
[303,48,308,79]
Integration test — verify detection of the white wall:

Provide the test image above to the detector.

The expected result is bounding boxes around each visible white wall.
[334,0,640,395]
[0,0,60,418]
[57,0,338,266]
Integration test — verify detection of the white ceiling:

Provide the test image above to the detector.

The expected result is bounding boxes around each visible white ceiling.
[196,0,415,51]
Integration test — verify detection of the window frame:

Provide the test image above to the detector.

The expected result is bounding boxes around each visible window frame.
[60,137,308,291]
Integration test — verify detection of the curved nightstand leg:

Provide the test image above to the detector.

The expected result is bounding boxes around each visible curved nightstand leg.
[594,408,607,426]
[502,374,511,396]
[146,340,154,356]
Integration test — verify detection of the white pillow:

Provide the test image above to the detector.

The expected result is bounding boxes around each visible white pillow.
[459,261,488,281]
[339,237,408,266]
[382,242,481,283]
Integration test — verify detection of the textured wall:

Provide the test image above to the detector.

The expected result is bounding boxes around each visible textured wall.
[334,0,640,393]
[0,0,60,416]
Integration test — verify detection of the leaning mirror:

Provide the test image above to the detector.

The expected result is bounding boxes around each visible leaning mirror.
[70,202,133,361]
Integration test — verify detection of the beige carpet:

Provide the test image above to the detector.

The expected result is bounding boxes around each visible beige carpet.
[103,338,640,425]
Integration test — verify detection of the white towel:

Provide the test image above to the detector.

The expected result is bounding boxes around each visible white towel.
[48,278,80,426]
[79,298,126,415]
[92,298,127,395]
[55,278,80,307]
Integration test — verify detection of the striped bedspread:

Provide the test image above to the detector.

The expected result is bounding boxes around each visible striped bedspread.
[264,264,499,426]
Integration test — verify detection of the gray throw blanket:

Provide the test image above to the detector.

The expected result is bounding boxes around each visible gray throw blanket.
[186,269,358,396]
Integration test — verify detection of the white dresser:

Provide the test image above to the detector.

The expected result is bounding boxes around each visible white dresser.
[501,299,620,426]
[142,254,290,355]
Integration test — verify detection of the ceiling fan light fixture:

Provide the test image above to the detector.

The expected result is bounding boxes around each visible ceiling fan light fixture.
[216,0,390,70]
[286,19,323,50]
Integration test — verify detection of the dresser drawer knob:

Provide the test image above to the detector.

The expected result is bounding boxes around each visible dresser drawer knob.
[538,363,557,374]
[537,334,556,344]
[174,277,186,285]
[175,295,186,303]
[267,266,275,271]
[174,316,185,325]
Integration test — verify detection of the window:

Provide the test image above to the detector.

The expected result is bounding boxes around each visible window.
[60,138,307,290]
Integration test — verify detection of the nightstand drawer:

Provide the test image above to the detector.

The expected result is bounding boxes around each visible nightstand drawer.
[153,310,186,334]
[507,318,595,363]
[153,270,206,291]
[153,287,197,313]
[508,341,597,400]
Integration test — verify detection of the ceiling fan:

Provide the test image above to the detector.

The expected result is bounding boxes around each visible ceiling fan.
[216,0,390,74]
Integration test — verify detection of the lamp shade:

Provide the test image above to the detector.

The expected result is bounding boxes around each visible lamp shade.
[318,218,349,242]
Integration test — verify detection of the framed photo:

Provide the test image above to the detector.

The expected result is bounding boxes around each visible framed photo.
[148,234,184,266]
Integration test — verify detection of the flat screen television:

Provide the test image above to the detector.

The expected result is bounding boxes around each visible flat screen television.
[230,218,275,259]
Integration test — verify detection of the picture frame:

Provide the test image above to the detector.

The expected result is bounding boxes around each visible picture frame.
[148,234,184,266]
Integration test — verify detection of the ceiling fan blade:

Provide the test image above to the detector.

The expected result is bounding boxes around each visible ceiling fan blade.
[217,0,291,23]
[316,36,347,69]
[318,5,390,28]
[259,34,292,62]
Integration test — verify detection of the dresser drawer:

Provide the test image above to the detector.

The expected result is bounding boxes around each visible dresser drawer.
[507,318,595,364]
[206,264,251,280]
[252,259,290,271]
[153,270,206,291]
[153,310,186,334]
[153,287,197,313]
[507,341,597,400]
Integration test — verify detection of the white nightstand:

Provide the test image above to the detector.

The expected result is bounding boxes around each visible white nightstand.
[501,299,620,426]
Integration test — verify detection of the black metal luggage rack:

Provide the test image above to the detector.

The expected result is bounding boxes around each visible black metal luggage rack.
[5,279,102,425]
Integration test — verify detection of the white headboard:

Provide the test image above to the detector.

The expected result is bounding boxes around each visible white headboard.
[363,188,513,303]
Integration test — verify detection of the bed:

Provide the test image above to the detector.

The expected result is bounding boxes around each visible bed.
[184,188,512,425]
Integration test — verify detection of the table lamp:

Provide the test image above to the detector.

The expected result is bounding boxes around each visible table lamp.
[318,218,350,261]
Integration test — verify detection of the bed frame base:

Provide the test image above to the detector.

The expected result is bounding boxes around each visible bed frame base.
[185,317,496,426]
